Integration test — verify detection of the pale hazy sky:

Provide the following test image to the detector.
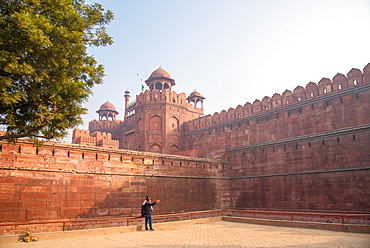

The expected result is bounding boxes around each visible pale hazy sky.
[66,0,370,141]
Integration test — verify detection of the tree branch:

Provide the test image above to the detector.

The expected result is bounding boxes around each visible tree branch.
[0,124,52,140]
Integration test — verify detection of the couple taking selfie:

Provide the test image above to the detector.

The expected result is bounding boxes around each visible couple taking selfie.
[141,196,160,231]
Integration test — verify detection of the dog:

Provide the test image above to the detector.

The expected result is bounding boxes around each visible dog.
[22,231,39,242]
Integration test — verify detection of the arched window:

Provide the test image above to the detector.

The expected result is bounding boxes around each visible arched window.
[137,118,144,132]
[155,82,162,90]
[149,144,162,153]
[170,117,179,132]
[149,115,162,131]
[169,144,180,153]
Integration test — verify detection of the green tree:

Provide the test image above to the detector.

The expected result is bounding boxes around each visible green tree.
[0,0,113,141]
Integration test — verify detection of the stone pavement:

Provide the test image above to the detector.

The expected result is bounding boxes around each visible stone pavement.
[1,221,369,248]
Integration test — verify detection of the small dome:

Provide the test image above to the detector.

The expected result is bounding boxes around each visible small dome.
[148,67,172,80]
[187,89,205,109]
[145,67,176,90]
[98,101,118,114]
[189,90,204,98]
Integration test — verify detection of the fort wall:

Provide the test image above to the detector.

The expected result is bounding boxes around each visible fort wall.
[229,128,370,211]
[182,64,370,158]
[181,63,370,212]
[0,141,229,227]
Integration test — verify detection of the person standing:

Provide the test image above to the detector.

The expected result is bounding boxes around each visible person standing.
[142,196,160,231]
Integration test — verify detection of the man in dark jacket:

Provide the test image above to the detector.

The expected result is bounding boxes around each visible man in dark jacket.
[143,196,160,231]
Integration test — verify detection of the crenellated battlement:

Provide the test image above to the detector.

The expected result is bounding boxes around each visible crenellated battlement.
[73,128,119,149]
[183,63,370,132]
[72,129,96,146]
[89,119,122,130]
[91,131,119,149]
[124,89,204,120]
[132,89,203,112]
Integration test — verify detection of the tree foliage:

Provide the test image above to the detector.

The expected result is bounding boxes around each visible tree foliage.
[0,0,113,141]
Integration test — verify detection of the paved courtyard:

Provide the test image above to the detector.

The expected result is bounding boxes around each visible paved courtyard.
[1,221,369,248]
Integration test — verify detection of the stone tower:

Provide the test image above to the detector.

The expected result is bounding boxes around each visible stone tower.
[89,101,122,142]
[122,67,204,153]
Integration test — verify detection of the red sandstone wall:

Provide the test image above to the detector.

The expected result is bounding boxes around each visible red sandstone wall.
[230,129,370,212]
[0,142,229,224]
[182,64,370,158]
[181,63,370,213]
